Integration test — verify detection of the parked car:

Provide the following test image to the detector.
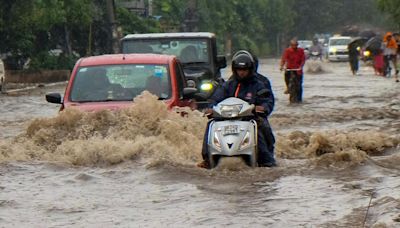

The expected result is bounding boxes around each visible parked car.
[328,36,352,61]
[45,54,198,112]
[297,40,313,56]
[120,32,227,108]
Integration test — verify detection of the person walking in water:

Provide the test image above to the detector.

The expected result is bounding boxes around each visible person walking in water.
[383,32,399,82]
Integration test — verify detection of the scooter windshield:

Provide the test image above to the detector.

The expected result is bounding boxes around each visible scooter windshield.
[220,104,243,118]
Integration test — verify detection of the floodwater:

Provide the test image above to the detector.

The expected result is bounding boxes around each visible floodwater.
[1,60,400,227]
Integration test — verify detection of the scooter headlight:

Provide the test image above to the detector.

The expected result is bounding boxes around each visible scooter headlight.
[363,50,371,57]
[213,132,221,151]
[220,104,243,118]
[239,131,251,150]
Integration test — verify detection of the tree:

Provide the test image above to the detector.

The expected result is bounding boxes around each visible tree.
[376,0,400,29]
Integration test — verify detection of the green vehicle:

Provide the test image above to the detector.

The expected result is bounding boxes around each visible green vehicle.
[120,32,227,108]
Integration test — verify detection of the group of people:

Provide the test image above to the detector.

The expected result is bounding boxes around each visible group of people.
[349,32,400,82]
[197,38,306,169]
[376,32,399,82]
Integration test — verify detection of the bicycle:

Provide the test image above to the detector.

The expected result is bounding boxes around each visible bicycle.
[284,68,302,103]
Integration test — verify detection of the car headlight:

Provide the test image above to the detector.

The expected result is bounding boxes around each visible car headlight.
[329,47,337,53]
[363,50,371,57]
[200,82,213,91]
[239,131,251,150]
[220,104,243,118]
[213,132,221,151]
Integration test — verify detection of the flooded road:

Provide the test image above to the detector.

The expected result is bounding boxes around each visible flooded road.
[1,60,400,227]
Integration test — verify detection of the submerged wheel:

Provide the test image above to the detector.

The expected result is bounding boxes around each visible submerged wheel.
[246,151,258,168]
[288,74,300,103]
[249,150,258,167]
[208,154,218,169]
[0,77,3,93]
[242,150,258,167]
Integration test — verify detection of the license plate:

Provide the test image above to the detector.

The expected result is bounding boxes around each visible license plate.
[223,125,239,135]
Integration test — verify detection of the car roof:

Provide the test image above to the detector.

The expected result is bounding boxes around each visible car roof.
[298,40,312,44]
[77,54,175,67]
[122,32,215,40]
[329,36,351,40]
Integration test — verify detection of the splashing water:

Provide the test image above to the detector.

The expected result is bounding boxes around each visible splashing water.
[275,130,398,167]
[305,60,330,74]
[0,91,397,170]
[0,92,207,166]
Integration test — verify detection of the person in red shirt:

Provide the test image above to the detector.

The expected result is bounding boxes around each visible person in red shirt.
[279,39,306,101]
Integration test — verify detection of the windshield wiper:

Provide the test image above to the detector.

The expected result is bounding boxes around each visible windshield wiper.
[182,61,208,65]
[75,99,116,102]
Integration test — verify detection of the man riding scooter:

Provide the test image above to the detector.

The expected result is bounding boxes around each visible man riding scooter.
[308,38,323,60]
[198,51,276,168]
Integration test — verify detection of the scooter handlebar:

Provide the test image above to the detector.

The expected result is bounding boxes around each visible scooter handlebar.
[284,68,301,71]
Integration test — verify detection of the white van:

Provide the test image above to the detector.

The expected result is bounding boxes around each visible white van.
[0,59,4,92]
[328,36,351,61]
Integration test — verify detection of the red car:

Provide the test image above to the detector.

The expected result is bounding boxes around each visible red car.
[46,54,198,111]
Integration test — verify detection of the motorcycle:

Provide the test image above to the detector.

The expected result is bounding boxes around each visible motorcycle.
[206,97,258,168]
[285,68,302,103]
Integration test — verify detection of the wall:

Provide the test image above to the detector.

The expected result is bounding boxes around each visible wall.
[4,70,70,83]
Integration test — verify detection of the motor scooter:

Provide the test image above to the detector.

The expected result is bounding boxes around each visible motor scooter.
[309,51,322,61]
[206,97,258,168]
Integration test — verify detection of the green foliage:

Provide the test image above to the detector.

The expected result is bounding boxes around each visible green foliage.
[117,7,160,35]
[376,0,400,29]
[29,52,78,70]
[151,0,186,31]
[0,0,394,70]
[0,0,159,69]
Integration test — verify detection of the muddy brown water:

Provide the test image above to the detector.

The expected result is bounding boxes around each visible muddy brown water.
[1,60,400,227]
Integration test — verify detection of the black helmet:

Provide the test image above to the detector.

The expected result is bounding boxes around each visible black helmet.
[232,52,254,72]
[232,50,258,71]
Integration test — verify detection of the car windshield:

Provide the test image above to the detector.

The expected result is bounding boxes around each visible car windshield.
[122,38,210,64]
[330,39,351,46]
[70,64,171,102]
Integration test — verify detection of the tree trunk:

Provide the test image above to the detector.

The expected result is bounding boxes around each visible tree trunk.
[87,23,92,56]
[225,32,232,60]
[106,0,119,54]
[64,25,72,56]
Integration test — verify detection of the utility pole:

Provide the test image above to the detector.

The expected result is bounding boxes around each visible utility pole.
[106,0,119,54]
[148,0,153,16]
